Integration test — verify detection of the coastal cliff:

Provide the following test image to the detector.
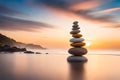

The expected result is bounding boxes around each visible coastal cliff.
[0,33,45,49]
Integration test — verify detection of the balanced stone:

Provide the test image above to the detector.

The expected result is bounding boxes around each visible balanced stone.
[72,24,79,28]
[68,48,87,56]
[72,27,80,30]
[70,30,80,34]
[67,56,88,62]
[68,21,88,62]
[72,34,82,38]
[73,21,78,25]
[71,42,85,47]
[70,38,84,43]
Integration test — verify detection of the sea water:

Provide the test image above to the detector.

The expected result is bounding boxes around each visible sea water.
[0,50,120,80]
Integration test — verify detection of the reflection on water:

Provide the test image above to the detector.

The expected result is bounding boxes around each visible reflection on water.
[0,53,69,80]
[1,51,120,80]
[0,54,15,80]
[68,62,86,80]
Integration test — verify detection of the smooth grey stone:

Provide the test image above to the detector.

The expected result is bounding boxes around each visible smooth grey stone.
[68,48,87,56]
[70,30,80,34]
[70,38,84,42]
[67,56,88,62]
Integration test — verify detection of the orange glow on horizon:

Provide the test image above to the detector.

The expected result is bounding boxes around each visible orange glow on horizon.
[1,21,120,50]
[0,9,120,50]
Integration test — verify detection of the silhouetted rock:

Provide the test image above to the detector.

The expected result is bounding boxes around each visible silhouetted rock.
[24,51,34,54]
[21,48,26,51]
[0,33,45,49]
[0,45,26,52]
[36,52,42,54]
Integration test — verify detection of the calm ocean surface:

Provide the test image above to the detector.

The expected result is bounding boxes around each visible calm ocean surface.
[0,50,120,80]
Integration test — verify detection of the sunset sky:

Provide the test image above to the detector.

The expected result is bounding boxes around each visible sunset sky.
[0,0,120,50]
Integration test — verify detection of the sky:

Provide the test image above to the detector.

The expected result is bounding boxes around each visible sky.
[0,0,120,50]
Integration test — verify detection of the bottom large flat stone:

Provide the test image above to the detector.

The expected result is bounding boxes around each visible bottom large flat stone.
[67,56,88,62]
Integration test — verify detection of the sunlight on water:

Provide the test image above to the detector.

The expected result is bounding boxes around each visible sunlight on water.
[0,50,120,80]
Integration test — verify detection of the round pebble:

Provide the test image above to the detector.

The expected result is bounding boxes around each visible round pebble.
[71,42,85,47]
[68,48,87,56]
[72,27,80,30]
[70,30,80,34]
[70,38,84,43]
[72,24,79,28]
[72,34,82,38]
[73,21,78,25]
[67,56,88,62]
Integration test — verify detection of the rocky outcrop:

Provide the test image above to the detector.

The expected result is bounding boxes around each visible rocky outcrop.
[0,33,45,49]
[0,45,26,52]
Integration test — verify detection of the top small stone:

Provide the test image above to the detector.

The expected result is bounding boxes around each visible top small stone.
[73,21,78,25]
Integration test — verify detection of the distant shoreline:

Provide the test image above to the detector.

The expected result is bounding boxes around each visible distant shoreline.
[0,33,46,50]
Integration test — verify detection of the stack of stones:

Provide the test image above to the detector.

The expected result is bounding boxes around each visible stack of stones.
[67,21,88,62]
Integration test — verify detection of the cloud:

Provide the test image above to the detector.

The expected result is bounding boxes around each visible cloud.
[0,5,25,16]
[103,24,120,28]
[33,0,70,10]
[0,5,55,31]
[98,7,120,13]
[32,0,117,23]
[69,0,100,10]
[0,15,54,31]
[73,10,115,23]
